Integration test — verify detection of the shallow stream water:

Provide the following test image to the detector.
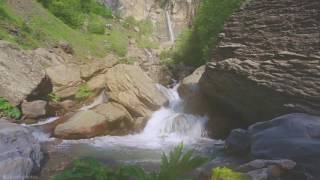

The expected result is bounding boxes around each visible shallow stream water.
[27,84,224,178]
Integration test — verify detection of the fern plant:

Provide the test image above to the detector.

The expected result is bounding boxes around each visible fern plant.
[52,144,208,180]
[0,97,21,119]
[158,143,208,180]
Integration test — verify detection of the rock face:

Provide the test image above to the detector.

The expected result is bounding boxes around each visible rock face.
[104,0,200,41]
[46,64,83,99]
[200,0,320,124]
[226,113,320,178]
[105,64,167,118]
[0,120,42,180]
[178,66,244,138]
[0,41,46,105]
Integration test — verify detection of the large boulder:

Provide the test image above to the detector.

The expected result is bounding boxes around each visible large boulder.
[46,64,83,99]
[226,113,320,178]
[93,102,134,135]
[54,110,106,139]
[54,102,134,139]
[0,120,43,180]
[21,100,47,119]
[178,66,243,138]
[0,41,46,105]
[199,0,320,126]
[105,64,167,118]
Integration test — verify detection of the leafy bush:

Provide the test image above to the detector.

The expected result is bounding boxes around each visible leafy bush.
[173,0,245,67]
[52,144,208,180]
[0,97,21,119]
[38,0,112,29]
[75,84,92,101]
[211,167,248,180]
[88,14,106,34]
[52,158,109,180]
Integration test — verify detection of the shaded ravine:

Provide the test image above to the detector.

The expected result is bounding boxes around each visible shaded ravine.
[28,84,223,178]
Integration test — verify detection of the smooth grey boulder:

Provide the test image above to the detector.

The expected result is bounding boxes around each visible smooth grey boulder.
[225,129,250,155]
[0,120,43,180]
[226,113,320,178]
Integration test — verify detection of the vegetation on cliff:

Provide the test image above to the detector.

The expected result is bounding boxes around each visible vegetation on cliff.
[0,0,156,60]
[163,0,244,67]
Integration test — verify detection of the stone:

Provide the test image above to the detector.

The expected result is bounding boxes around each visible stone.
[54,102,136,139]
[178,65,243,138]
[225,129,250,155]
[0,120,43,180]
[105,64,167,118]
[199,0,320,129]
[21,100,47,119]
[226,113,320,178]
[87,73,107,93]
[80,55,118,80]
[46,64,82,98]
[178,65,205,98]
[0,41,46,105]
[237,159,297,180]
[56,41,74,54]
[93,102,134,135]
[59,100,76,111]
[237,159,296,172]
[54,110,106,139]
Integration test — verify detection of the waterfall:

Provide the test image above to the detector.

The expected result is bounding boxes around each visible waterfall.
[141,84,207,139]
[32,84,214,150]
[165,10,175,43]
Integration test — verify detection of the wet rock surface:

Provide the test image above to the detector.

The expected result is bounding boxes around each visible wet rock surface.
[226,113,320,178]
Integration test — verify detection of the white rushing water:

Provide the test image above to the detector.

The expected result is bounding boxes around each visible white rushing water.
[33,84,219,152]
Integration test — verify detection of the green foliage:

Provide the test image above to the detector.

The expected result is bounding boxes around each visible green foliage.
[173,0,244,67]
[37,0,112,29]
[52,158,109,180]
[0,1,39,48]
[0,97,21,119]
[123,17,158,49]
[48,92,61,103]
[52,144,208,180]
[88,14,106,34]
[75,84,92,101]
[158,143,208,180]
[211,167,248,180]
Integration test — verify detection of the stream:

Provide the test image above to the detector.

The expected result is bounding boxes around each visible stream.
[27,84,224,178]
